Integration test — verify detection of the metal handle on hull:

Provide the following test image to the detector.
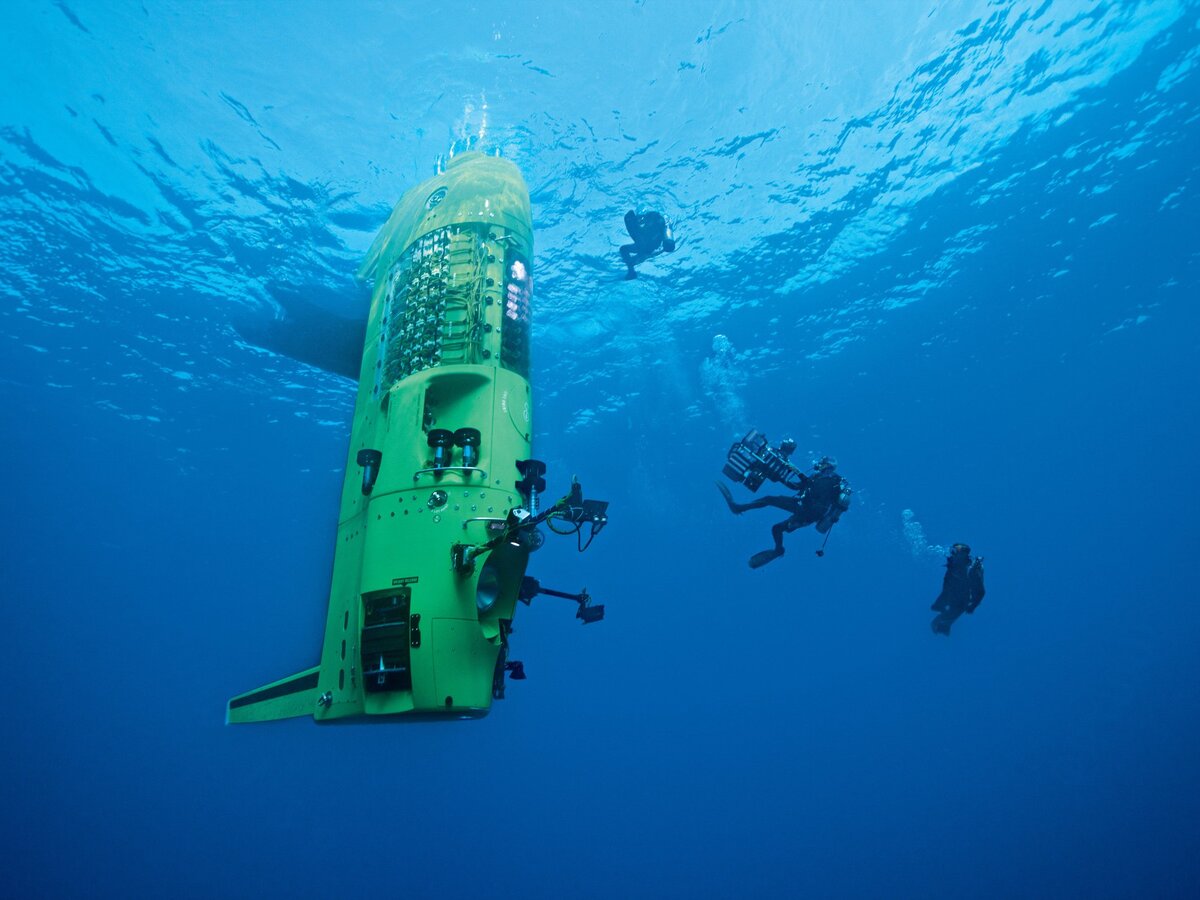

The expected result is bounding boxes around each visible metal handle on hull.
[461,517,507,529]
[412,466,489,481]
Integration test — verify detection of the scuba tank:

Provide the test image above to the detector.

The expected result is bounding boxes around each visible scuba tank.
[815,479,852,534]
[836,480,852,511]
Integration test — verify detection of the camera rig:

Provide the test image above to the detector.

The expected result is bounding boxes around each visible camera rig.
[722,429,805,493]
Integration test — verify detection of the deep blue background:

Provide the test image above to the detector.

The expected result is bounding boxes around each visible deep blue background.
[2,2,1198,897]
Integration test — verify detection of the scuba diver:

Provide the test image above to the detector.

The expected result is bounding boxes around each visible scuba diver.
[930,544,986,636]
[717,455,851,568]
[619,209,676,279]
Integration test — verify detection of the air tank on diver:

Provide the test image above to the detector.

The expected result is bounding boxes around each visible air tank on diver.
[227,152,609,724]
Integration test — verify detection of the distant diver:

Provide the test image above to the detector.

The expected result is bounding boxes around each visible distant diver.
[619,209,676,279]
[930,543,986,636]
[718,453,852,568]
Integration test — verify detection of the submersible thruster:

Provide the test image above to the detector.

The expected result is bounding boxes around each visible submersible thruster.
[227,153,608,724]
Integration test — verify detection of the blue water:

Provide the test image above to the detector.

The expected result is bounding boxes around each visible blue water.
[3,1,1199,897]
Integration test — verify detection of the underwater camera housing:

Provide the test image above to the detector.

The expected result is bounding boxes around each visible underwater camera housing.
[722,429,805,493]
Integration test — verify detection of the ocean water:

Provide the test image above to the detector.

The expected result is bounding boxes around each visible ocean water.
[2,1,1199,897]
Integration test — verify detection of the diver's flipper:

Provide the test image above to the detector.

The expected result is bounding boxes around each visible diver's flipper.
[749,548,784,569]
[716,482,744,515]
[226,665,321,724]
[930,616,952,637]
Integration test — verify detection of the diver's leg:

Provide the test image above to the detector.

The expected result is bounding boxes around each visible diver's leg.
[932,608,961,636]
[620,243,640,279]
[771,520,790,552]
[717,488,800,516]
[636,236,663,258]
[748,520,789,568]
[745,495,802,514]
[717,482,774,514]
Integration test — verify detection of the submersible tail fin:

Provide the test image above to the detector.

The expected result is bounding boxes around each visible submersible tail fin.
[226,665,321,724]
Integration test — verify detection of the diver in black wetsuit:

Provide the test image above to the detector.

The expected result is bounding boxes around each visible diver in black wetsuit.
[620,210,676,279]
[717,455,851,568]
[930,544,986,636]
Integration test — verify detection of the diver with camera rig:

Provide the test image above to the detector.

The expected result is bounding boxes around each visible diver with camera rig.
[717,430,852,568]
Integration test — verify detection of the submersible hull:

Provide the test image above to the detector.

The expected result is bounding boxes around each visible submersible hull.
[228,153,544,722]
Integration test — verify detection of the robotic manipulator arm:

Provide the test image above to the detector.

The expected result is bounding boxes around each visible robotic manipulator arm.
[722,429,806,493]
[453,466,609,576]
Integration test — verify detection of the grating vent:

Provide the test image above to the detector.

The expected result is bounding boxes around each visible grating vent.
[361,588,413,693]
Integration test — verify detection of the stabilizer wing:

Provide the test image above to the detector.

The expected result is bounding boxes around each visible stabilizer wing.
[226,666,320,724]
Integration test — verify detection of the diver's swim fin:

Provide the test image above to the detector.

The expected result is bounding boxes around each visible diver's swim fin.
[749,548,783,569]
[716,482,743,515]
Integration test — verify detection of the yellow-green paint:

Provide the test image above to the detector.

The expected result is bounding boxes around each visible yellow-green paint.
[228,153,535,723]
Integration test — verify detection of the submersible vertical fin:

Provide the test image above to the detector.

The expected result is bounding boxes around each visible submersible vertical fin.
[227,153,536,723]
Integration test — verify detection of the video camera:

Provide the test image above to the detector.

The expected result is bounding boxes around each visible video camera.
[722,429,805,493]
